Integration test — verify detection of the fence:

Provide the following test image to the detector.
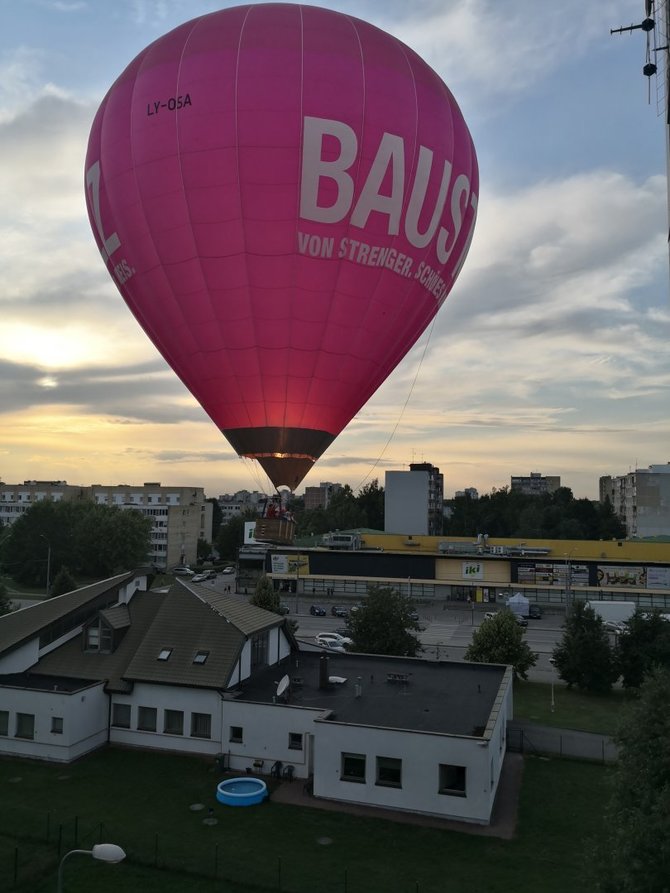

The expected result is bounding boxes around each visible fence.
[507,723,618,763]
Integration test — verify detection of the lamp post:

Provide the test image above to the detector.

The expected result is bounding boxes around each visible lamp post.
[564,549,576,613]
[294,553,301,613]
[57,843,126,893]
[39,534,51,597]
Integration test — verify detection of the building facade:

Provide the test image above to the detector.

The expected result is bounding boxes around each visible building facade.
[0,481,212,570]
[600,464,670,538]
[0,573,512,825]
[510,472,560,496]
[303,482,343,511]
[385,463,444,536]
[217,490,267,523]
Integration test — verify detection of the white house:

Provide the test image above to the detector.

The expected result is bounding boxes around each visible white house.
[0,572,513,825]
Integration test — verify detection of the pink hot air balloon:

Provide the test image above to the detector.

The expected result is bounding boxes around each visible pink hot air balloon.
[85,3,478,490]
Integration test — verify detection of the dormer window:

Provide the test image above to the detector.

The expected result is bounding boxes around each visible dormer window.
[84,618,113,653]
[193,650,209,665]
[157,648,173,661]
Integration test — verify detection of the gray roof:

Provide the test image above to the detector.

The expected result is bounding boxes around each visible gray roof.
[187,583,283,636]
[123,581,288,688]
[237,652,510,738]
[0,572,135,656]
[3,577,299,694]
[34,591,167,692]
[100,604,131,629]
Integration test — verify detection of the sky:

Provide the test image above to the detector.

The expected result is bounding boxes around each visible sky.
[2,0,669,502]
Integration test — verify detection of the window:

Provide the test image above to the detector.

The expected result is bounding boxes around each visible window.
[288,732,303,751]
[164,710,184,735]
[51,716,63,735]
[439,764,467,797]
[341,752,366,783]
[86,625,100,650]
[251,632,268,669]
[112,703,131,729]
[376,756,402,788]
[229,725,243,743]
[16,713,35,740]
[193,650,209,665]
[191,713,212,739]
[157,648,173,661]
[85,619,113,653]
[138,706,157,732]
[0,710,8,736]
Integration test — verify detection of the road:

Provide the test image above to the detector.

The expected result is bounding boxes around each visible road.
[283,598,565,682]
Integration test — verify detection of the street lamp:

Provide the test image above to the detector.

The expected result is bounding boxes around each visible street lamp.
[564,549,576,612]
[39,534,51,597]
[57,843,126,892]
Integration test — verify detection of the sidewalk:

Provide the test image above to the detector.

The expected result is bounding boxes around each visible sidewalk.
[270,752,523,840]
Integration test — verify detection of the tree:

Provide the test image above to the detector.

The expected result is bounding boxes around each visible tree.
[49,566,78,597]
[551,601,619,693]
[465,610,537,679]
[207,497,223,539]
[347,585,422,657]
[356,479,385,530]
[250,574,281,614]
[443,485,626,540]
[0,582,13,616]
[594,667,670,892]
[0,500,152,585]
[618,609,670,688]
[216,512,255,561]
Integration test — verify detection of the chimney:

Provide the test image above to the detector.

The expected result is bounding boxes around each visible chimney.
[319,654,330,689]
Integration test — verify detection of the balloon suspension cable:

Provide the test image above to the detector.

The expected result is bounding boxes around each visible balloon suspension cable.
[240,455,275,498]
[354,316,437,494]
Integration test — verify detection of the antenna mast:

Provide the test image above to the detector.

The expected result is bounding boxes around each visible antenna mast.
[612,2,670,259]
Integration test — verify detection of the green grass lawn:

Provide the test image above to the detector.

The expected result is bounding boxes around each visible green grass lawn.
[513,680,629,735]
[1,748,611,893]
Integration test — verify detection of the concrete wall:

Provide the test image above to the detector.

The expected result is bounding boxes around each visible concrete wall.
[222,699,322,778]
[312,721,497,824]
[0,682,108,762]
[109,683,223,756]
[385,471,429,535]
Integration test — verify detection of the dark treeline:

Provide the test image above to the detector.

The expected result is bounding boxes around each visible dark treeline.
[444,486,626,540]
[294,480,385,537]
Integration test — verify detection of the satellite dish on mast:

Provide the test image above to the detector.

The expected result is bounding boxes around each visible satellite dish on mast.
[276,675,290,699]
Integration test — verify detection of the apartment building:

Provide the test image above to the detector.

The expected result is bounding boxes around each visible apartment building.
[510,472,561,496]
[385,463,444,536]
[0,481,212,569]
[600,464,670,538]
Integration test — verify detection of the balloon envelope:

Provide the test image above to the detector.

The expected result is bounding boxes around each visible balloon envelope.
[85,3,478,489]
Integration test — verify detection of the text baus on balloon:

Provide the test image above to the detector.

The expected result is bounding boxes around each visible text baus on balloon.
[300,116,477,273]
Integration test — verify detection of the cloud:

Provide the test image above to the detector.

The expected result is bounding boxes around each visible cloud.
[379,1,636,105]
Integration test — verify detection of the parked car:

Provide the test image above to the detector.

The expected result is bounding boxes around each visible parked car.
[279,603,290,615]
[221,566,235,574]
[528,604,543,619]
[514,614,528,627]
[309,605,326,616]
[331,605,349,618]
[191,572,210,583]
[206,569,218,580]
[334,627,351,637]
[483,611,497,621]
[316,640,345,653]
[172,566,194,576]
[316,632,352,647]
